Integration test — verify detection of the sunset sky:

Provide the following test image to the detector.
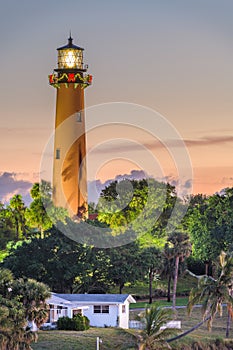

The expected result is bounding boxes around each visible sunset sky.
[0,0,232,203]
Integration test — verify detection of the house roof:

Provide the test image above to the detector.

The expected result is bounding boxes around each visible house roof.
[52,293,136,304]
[46,294,87,309]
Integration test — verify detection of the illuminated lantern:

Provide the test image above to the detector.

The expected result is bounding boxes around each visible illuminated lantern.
[57,36,84,70]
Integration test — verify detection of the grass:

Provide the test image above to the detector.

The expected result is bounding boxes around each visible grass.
[111,275,198,298]
[32,306,233,350]
[31,328,137,350]
[176,306,230,339]
[169,306,233,349]
[130,296,189,309]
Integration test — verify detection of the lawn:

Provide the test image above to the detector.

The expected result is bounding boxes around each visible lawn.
[130,296,189,309]
[32,306,233,350]
[31,328,137,350]
[111,275,198,299]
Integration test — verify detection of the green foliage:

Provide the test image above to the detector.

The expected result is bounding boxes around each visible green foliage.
[140,246,164,303]
[138,305,180,349]
[0,267,50,350]
[8,194,27,240]
[25,181,68,238]
[166,231,192,309]
[57,314,90,331]
[105,242,142,293]
[188,251,233,335]
[185,190,233,265]
[3,228,91,293]
[186,256,205,275]
[97,178,178,243]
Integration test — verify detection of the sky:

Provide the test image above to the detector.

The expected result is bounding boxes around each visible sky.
[0,0,232,203]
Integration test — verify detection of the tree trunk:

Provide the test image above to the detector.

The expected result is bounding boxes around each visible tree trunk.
[167,316,211,343]
[205,262,209,276]
[172,256,179,311]
[226,310,231,338]
[149,268,153,304]
[16,219,19,241]
[40,227,44,239]
[167,274,171,302]
[119,283,124,294]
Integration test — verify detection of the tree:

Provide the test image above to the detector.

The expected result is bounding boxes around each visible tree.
[187,251,233,338]
[3,228,91,293]
[106,242,141,294]
[8,194,26,240]
[73,246,111,294]
[185,190,233,276]
[138,305,179,350]
[97,178,175,243]
[0,203,15,256]
[166,231,192,310]
[0,268,50,350]
[161,244,175,303]
[140,246,164,304]
[25,182,68,239]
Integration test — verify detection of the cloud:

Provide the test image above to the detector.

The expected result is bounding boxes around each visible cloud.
[88,170,192,203]
[183,135,233,147]
[221,176,233,186]
[0,172,33,204]
[88,170,148,203]
[88,135,233,154]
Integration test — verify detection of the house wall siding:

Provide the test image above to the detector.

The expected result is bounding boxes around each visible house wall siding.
[118,302,129,329]
[84,304,118,328]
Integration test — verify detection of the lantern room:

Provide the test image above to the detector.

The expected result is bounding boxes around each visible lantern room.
[56,35,85,71]
[49,35,92,88]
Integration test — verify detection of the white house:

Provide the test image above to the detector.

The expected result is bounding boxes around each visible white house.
[44,293,136,329]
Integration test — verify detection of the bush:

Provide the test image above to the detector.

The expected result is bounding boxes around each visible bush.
[57,315,90,331]
[186,257,205,275]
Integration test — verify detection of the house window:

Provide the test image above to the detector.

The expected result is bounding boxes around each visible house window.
[73,309,82,316]
[102,305,109,314]
[56,149,60,159]
[122,305,126,313]
[76,111,82,122]
[94,305,109,314]
[94,305,101,313]
[57,306,63,314]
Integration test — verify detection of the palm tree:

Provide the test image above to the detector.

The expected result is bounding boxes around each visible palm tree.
[138,305,180,350]
[162,244,175,303]
[187,251,233,337]
[167,231,192,310]
[0,296,28,350]
[12,278,51,328]
[8,194,26,240]
[0,268,50,349]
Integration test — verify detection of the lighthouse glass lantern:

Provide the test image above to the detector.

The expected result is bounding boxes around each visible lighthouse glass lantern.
[57,36,84,71]
[49,35,92,88]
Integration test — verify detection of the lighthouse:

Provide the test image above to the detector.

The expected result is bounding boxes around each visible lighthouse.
[49,35,92,218]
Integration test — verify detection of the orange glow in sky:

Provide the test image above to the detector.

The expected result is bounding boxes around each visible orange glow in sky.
[0,0,232,202]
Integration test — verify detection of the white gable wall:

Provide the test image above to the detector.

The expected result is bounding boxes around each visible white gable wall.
[83,304,118,328]
[118,301,129,329]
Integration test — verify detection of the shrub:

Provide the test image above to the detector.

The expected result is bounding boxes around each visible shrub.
[186,257,205,275]
[57,315,90,331]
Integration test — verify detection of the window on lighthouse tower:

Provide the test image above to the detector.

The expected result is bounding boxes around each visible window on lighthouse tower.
[76,112,82,122]
[56,149,61,159]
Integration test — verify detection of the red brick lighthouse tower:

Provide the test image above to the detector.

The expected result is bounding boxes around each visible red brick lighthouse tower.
[49,35,92,217]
